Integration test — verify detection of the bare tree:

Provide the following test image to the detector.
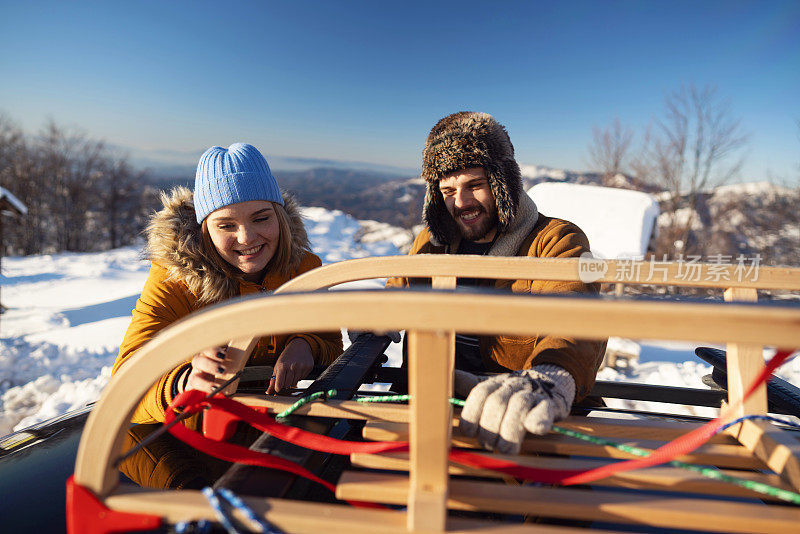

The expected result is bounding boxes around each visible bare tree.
[37,120,109,252]
[633,84,748,256]
[100,156,149,249]
[587,117,633,185]
[0,114,24,173]
[0,114,40,255]
[0,115,155,255]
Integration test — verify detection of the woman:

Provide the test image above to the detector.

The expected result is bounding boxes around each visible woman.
[113,143,342,425]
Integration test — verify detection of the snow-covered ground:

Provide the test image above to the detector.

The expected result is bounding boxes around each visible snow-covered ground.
[2,205,799,437]
[0,207,403,435]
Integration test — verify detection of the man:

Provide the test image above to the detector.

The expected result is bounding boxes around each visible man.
[386,111,606,454]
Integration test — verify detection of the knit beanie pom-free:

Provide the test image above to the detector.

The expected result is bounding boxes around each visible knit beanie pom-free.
[193,143,283,223]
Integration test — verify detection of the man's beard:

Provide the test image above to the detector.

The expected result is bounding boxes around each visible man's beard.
[453,204,499,242]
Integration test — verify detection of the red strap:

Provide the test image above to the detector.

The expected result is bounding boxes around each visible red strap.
[167,349,794,488]
[451,348,796,485]
[166,391,386,508]
[203,394,409,455]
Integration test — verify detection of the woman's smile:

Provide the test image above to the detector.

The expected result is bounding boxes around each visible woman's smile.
[238,244,265,256]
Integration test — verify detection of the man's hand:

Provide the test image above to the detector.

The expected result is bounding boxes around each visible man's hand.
[267,337,314,394]
[184,346,229,394]
[456,364,576,455]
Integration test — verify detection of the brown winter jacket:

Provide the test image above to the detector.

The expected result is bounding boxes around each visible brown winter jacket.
[113,187,342,424]
[386,195,606,400]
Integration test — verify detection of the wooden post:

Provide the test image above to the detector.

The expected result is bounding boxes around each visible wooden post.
[220,336,259,396]
[431,275,456,290]
[406,328,454,532]
[723,288,765,417]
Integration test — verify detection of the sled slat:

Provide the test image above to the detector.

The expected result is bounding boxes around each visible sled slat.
[235,396,738,444]
[556,415,736,444]
[233,393,413,421]
[363,421,766,470]
[350,451,795,501]
[337,471,800,534]
[106,485,597,534]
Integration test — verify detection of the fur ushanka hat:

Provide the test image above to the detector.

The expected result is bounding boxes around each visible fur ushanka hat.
[421,112,523,246]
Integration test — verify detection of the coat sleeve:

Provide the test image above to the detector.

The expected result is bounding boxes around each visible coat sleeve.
[485,220,606,400]
[385,229,433,289]
[112,263,196,424]
[285,253,343,365]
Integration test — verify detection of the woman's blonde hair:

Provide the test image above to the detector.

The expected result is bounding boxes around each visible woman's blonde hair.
[200,201,294,287]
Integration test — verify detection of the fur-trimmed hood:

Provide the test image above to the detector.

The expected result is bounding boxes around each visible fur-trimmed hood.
[144,186,311,304]
[422,112,527,246]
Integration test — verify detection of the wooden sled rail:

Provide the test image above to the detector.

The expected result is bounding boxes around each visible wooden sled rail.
[277,255,800,292]
[74,289,800,533]
[278,255,800,418]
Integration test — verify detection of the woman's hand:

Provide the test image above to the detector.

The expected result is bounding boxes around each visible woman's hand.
[183,345,229,394]
[267,338,314,394]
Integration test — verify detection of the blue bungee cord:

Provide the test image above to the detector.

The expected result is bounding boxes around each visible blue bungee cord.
[174,487,284,534]
[718,413,800,433]
[216,488,281,534]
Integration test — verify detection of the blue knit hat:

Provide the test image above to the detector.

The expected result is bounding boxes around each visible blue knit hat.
[194,143,284,223]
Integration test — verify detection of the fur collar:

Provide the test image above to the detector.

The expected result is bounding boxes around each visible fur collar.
[144,186,311,305]
[485,193,539,257]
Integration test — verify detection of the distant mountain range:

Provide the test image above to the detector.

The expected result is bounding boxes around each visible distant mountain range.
[133,150,798,267]
[138,158,664,230]
[123,145,419,182]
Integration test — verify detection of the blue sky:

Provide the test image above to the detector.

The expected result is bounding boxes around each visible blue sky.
[1,1,798,181]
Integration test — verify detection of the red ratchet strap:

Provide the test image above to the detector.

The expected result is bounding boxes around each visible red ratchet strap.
[167,349,795,489]
[166,390,391,509]
[454,348,797,486]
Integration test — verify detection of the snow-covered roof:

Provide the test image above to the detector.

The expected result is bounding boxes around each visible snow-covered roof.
[0,186,27,216]
[528,182,659,258]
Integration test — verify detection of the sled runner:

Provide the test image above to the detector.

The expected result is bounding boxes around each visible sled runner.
[66,255,800,533]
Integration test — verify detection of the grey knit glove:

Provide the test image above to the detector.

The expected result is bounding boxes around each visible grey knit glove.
[456,365,576,455]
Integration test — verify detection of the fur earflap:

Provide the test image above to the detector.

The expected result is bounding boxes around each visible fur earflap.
[144,186,310,304]
[422,112,523,246]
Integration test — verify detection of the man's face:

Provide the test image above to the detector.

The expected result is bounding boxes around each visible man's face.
[438,167,498,243]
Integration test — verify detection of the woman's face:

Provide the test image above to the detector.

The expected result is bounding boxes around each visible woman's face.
[206,200,280,282]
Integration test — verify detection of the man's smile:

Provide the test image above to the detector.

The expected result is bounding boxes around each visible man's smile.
[455,206,485,225]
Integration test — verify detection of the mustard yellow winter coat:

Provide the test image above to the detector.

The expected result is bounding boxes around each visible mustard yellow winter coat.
[387,194,605,400]
[113,187,342,424]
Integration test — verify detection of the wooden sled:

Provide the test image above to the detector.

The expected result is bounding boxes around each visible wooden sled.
[70,256,800,533]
